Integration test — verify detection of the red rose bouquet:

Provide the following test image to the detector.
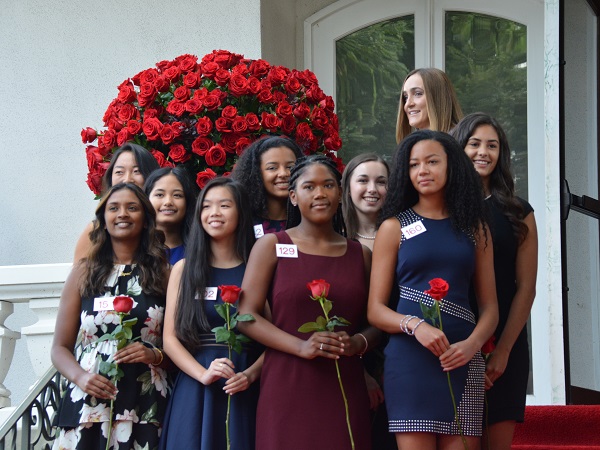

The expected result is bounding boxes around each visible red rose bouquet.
[82,50,344,194]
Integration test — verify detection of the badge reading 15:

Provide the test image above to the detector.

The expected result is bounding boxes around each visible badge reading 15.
[93,296,115,312]
[275,243,298,258]
[204,287,218,301]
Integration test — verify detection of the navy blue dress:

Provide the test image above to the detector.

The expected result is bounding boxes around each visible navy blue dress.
[159,264,260,450]
[384,209,485,436]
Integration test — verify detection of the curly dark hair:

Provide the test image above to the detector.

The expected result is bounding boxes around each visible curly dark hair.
[380,130,487,240]
[231,136,304,220]
[450,112,528,243]
[144,165,198,246]
[81,183,168,297]
[286,154,346,236]
[175,177,255,352]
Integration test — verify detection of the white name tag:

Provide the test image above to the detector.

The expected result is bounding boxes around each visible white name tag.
[254,224,265,239]
[94,296,115,312]
[203,287,218,301]
[275,243,298,258]
[401,220,427,240]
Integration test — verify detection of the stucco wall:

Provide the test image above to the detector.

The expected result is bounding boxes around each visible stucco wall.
[0,0,261,267]
[0,0,261,406]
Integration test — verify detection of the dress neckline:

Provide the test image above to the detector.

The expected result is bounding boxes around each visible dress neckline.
[282,231,349,258]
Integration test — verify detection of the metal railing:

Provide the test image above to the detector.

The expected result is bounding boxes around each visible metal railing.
[0,367,62,450]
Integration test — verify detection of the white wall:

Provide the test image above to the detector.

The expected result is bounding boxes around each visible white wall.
[0,0,261,267]
[0,0,261,406]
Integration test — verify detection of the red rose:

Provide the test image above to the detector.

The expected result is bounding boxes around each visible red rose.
[219,285,241,304]
[201,61,219,78]
[245,113,260,131]
[293,102,311,120]
[319,96,335,113]
[151,149,173,168]
[137,68,159,86]
[192,137,214,156]
[163,66,181,82]
[195,117,213,136]
[117,128,132,147]
[231,116,248,133]
[482,335,496,356]
[166,100,186,117]
[173,86,190,101]
[285,75,302,94]
[307,279,330,299]
[168,144,190,163]
[307,86,326,103]
[118,104,138,122]
[86,167,104,196]
[102,129,117,149]
[257,89,274,104]
[310,108,329,131]
[196,168,217,189]
[267,66,289,84]
[160,124,177,145]
[154,76,171,93]
[214,68,231,86]
[203,94,221,111]
[221,105,238,121]
[324,131,342,151]
[81,127,97,144]
[185,98,203,115]
[232,63,249,76]
[249,59,271,77]
[215,117,231,133]
[143,117,163,141]
[144,108,160,119]
[280,115,296,134]
[220,133,241,153]
[127,120,142,135]
[113,295,134,313]
[137,94,155,108]
[117,80,136,103]
[177,54,198,73]
[205,145,227,166]
[295,122,315,146]
[247,76,261,95]
[183,71,201,89]
[276,101,293,117]
[424,278,450,301]
[261,112,280,131]
[229,74,249,97]
[235,137,253,156]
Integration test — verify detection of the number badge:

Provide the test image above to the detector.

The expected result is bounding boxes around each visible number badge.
[93,296,115,312]
[276,243,298,258]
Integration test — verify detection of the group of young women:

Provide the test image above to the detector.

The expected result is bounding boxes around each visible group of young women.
[51,67,537,450]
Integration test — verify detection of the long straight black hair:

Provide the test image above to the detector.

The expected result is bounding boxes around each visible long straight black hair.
[174,177,255,351]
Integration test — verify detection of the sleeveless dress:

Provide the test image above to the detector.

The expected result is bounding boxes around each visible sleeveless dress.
[256,231,371,450]
[159,264,261,450]
[479,196,533,424]
[167,244,185,265]
[53,265,170,450]
[384,209,485,436]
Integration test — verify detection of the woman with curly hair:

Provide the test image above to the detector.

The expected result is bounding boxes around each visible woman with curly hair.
[238,155,375,449]
[231,136,304,237]
[368,130,498,449]
[396,68,463,144]
[52,183,170,450]
[451,113,538,450]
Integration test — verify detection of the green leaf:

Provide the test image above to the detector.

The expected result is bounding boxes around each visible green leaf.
[229,318,238,329]
[237,334,252,343]
[137,372,154,396]
[236,314,255,323]
[99,360,114,376]
[298,322,323,333]
[322,299,333,316]
[316,316,328,329]
[231,340,242,354]
[123,327,133,341]
[214,304,228,321]
[122,318,138,327]
[332,315,351,325]
[95,334,111,343]
[214,328,231,344]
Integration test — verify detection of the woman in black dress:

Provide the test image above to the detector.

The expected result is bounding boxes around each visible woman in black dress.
[452,113,538,450]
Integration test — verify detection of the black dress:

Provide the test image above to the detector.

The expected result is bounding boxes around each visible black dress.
[482,196,534,424]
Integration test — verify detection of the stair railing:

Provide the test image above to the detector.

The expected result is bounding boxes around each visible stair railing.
[0,366,62,450]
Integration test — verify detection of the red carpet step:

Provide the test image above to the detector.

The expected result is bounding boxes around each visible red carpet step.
[512,405,600,449]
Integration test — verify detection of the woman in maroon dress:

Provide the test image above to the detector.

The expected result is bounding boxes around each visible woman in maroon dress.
[238,155,375,450]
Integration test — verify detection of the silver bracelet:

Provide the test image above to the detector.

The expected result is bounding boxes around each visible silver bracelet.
[400,315,416,334]
[409,319,426,336]
[355,333,368,358]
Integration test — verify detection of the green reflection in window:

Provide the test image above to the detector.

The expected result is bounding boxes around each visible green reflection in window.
[336,16,415,164]
[445,12,528,197]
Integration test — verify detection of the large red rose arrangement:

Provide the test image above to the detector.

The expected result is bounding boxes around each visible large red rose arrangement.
[82,50,344,194]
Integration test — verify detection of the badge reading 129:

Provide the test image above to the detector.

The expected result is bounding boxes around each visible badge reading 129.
[401,220,427,240]
[275,243,298,258]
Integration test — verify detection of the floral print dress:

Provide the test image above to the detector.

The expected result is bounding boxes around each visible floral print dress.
[53,265,170,450]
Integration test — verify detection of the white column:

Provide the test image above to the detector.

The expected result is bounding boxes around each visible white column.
[0,301,20,407]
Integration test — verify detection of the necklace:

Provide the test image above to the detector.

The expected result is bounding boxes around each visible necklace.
[355,232,376,240]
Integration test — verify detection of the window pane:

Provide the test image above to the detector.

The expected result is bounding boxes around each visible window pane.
[445,11,528,197]
[336,16,415,164]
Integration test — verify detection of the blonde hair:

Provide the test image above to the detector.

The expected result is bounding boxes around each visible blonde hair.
[396,68,463,143]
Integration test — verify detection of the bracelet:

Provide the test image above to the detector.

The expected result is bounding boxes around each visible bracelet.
[152,348,164,366]
[355,333,368,358]
[408,319,425,336]
[400,315,416,334]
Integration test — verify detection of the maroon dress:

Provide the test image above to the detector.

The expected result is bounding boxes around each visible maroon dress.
[256,231,371,450]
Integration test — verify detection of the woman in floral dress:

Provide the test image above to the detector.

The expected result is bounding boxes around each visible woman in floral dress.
[52,182,170,450]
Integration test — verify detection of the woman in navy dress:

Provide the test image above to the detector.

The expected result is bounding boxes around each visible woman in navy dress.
[368,130,498,449]
[452,113,538,450]
[232,136,303,237]
[159,177,261,450]
[145,166,197,265]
